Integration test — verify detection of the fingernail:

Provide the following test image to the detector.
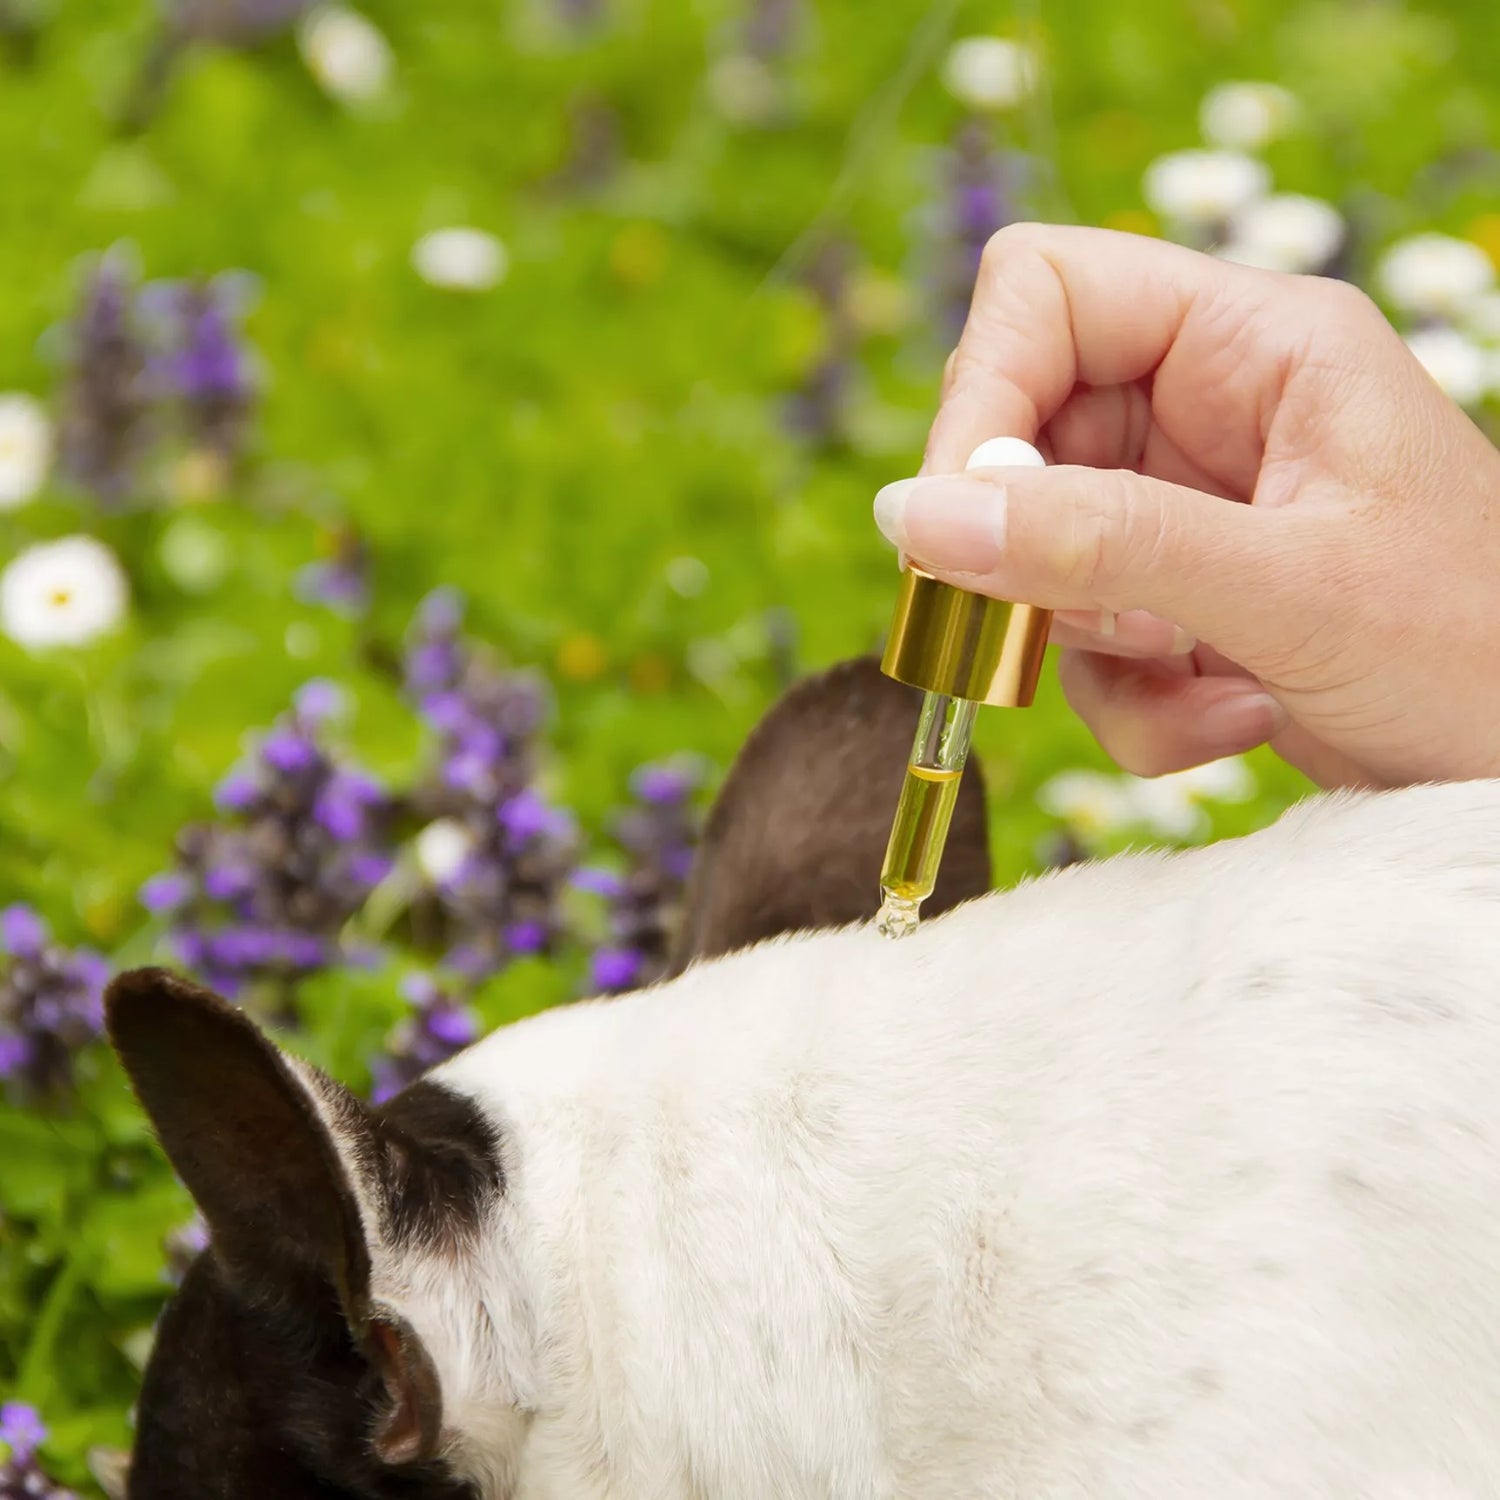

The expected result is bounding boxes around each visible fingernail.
[1168,626,1196,655]
[1201,691,1289,752]
[872,476,1007,570]
[1054,608,1116,638]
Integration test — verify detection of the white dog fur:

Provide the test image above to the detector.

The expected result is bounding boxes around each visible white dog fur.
[331,779,1500,1499]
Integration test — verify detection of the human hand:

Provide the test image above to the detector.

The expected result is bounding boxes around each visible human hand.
[871,223,1500,789]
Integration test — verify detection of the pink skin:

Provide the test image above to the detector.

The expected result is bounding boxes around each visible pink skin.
[873,223,1500,789]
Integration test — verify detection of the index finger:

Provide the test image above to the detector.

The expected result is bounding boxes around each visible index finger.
[922,223,1313,491]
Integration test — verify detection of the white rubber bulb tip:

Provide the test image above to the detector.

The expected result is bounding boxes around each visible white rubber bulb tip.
[966,437,1046,471]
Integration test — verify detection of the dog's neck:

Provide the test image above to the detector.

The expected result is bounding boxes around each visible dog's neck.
[428,932,937,1498]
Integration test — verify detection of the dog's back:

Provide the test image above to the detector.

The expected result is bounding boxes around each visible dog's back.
[442,780,1500,1497]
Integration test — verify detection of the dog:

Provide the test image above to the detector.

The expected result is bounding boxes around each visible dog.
[107,657,1500,1497]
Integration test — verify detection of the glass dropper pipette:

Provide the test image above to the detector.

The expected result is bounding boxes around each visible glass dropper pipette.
[875,437,1051,939]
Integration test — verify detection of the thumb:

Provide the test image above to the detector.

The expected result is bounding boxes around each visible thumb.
[872,463,1308,665]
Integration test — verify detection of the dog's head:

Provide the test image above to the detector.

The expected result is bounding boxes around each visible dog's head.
[109,655,991,1498]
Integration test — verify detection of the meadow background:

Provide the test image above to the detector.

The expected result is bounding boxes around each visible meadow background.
[2,0,1499,1491]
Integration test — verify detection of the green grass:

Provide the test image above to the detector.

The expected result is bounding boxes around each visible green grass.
[2,0,1498,1488]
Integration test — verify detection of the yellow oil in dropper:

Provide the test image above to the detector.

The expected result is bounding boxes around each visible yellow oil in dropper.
[875,437,1053,940]
[875,694,976,938]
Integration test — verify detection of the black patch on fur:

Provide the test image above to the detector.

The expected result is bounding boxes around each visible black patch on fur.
[376,1079,504,1253]
[669,655,992,970]
[128,1253,476,1500]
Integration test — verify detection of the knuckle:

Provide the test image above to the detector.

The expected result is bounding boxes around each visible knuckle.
[1047,470,1150,597]
[977,221,1052,281]
[1314,276,1380,328]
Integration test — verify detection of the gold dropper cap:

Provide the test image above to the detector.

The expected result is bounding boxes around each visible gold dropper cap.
[881,573,1050,707]
[878,436,1052,707]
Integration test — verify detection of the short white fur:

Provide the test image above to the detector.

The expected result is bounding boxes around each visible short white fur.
[354,782,1500,1498]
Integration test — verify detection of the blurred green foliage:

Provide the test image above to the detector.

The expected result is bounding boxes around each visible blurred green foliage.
[1,0,1498,1488]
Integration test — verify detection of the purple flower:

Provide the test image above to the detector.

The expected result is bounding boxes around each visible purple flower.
[1,906,46,959]
[369,974,481,1098]
[296,530,371,619]
[402,598,576,985]
[313,785,365,840]
[202,862,255,900]
[418,587,464,636]
[214,770,259,811]
[206,926,280,969]
[277,932,329,969]
[56,249,152,505]
[591,946,643,992]
[585,758,705,994]
[444,943,491,980]
[0,919,109,1104]
[153,694,396,1009]
[0,1034,34,1078]
[572,866,626,899]
[409,642,460,694]
[142,276,257,463]
[346,852,393,888]
[426,1005,478,1048]
[140,871,193,912]
[505,920,547,955]
[0,1402,46,1464]
[295,679,346,724]
[930,122,1024,338]
[498,790,552,844]
[164,298,244,398]
[261,728,318,775]
[631,764,694,806]
[297,558,369,616]
[401,973,442,1008]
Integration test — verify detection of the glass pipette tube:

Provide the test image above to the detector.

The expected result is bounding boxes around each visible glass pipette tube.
[875,690,979,939]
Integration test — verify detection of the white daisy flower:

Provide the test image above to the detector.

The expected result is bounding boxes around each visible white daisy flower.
[1198,81,1298,152]
[412,228,508,292]
[298,6,393,105]
[1166,756,1256,803]
[1404,327,1488,407]
[1220,194,1344,274]
[1041,756,1255,843]
[707,53,780,125]
[415,819,474,885]
[941,36,1039,112]
[665,556,709,598]
[1,535,129,649]
[1142,149,1270,229]
[0,394,52,510]
[1128,757,1256,840]
[1124,781,1209,841]
[1037,770,1138,837]
[1461,291,1500,341]
[1376,233,1495,318]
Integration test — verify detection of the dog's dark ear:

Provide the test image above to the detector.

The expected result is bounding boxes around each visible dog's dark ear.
[669,656,990,970]
[106,967,446,1466]
[106,967,372,1310]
